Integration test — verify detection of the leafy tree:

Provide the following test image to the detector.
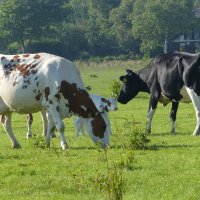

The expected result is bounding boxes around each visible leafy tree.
[0,0,66,52]
[85,0,118,56]
[132,0,195,56]
[109,0,140,55]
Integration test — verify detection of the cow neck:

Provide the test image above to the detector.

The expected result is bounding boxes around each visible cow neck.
[137,71,150,93]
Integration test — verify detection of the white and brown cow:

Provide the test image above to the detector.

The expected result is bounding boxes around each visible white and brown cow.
[74,95,118,137]
[0,53,108,149]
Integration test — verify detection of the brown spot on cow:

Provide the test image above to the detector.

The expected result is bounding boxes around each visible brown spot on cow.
[56,106,59,112]
[13,80,18,86]
[24,79,30,85]
[16,64,30,76]
[55,93,61,101]
[35,91,42,101]
[30,64,37,69]
[91,115,106,138]
[49,100,53,104]
[33,54,40,59]
[45,87,50,101]
[35,94,41,101]
[31,69,38,75]
[13,55,20,59]
[23,54,30,58]
[101,98,111,107]
[59,81,98,118]
[104,106,108,112]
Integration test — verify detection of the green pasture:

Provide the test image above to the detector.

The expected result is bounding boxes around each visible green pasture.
[0,60,200,200]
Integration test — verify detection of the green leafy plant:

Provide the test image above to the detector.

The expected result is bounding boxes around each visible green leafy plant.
[32,134,48,149]
[117,150,135,170]
[109,80,122,99]
[93,165,125,200]
[128,127,151,150]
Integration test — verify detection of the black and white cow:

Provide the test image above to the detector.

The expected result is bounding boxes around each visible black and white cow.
[0,53,108,149]
[117,52,200,135]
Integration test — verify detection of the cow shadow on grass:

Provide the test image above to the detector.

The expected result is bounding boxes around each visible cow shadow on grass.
[150,131,191,136]
[70,146,96,150]
[148,131,200,150]
[154,143,200,150]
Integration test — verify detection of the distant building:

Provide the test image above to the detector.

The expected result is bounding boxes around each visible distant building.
[168,4,200,53]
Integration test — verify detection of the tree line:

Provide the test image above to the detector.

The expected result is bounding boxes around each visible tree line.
[0,0,199,59]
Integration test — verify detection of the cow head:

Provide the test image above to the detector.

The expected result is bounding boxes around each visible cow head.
[117,69,143,104]
[107,97,118,111]
[84,114,110,147]
[100,97,118,112]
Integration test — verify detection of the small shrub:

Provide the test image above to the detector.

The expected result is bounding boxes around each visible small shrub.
[93,146,126,200]
[109,80,122,99]
[90,74,98,78]
[93,165,125,200]
[117,150,135,170]
[32,134,48,149]
[128,127,151,150]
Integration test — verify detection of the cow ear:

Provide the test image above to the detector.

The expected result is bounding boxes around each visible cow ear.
[119,76,127,83]
[126,69,133,74]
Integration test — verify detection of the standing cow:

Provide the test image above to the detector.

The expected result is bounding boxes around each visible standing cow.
[0,53,108,149]
[117,52,200,135]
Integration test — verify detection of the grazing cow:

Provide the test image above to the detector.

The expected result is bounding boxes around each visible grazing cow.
[74,95,118,137]
[117,52,200,135]
[0,53,108,149]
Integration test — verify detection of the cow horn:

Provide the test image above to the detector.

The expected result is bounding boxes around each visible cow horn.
[126,69,133,74]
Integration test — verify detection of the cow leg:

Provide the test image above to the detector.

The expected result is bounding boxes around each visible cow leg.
[74,117,80,137]
[40,110,56,138]
[26,114,33,139]
[170,102,179,134]
[80,120,85,136]
[46,113,56,147]
[186,88,200,136]
[146,95,159,134]
[40,110,47,137]
[1,114,21,148]
[46,107,68,149]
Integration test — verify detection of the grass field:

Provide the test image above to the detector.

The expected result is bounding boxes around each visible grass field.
[0,60,200,200]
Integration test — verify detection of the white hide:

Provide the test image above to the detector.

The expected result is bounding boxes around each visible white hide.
[0,53,108,149]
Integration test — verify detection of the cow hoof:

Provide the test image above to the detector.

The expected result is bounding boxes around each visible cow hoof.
[192,132,200,136]
[61,143,69,150]
[170,129,175,134]
[13,143,21,149]
[26,133,32,139]
[145,129,151,134]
